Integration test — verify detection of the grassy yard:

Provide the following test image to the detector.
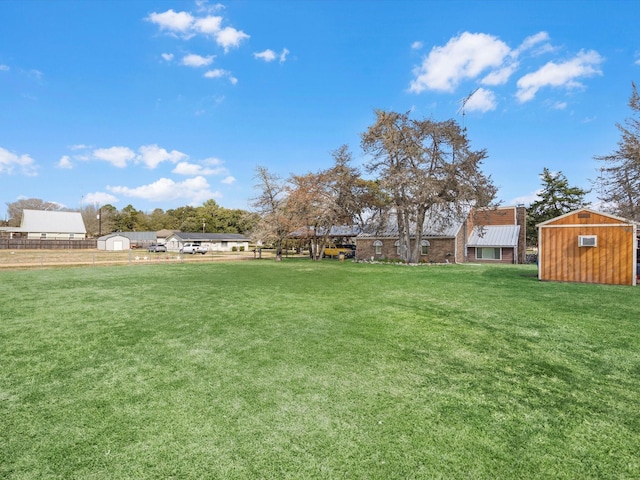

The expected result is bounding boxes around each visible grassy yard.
[1,260,639,479]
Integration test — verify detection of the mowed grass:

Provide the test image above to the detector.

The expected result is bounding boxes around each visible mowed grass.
[1,261,639,479]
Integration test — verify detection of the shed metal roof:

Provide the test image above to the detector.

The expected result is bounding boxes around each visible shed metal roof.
[467,225,520,247]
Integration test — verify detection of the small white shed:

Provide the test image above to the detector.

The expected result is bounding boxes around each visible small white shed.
[97,233,131,251]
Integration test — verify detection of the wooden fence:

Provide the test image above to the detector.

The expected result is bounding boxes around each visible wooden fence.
[0,239,97,250]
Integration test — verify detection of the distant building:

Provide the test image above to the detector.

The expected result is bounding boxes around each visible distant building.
[97,231,157,250]
[165,232,250,253]
[0,209,86,240]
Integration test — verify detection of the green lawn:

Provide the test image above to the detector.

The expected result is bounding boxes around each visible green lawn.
[1,261,639,479]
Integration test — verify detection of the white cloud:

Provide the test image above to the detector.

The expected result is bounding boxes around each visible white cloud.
[90,144,190,169]
[146,9,194,35]
[254,49,276,62]
[0,146,37,176]
[203,68,237,84]
[221,175,236,185]
[193,15,223,34]
[137,144,188,169]
[108,176,221,204]
[481,63,519,86]
[57,155,73,169]
[173,156,228,176]
[215,26,249,52]
[69,144,90,150]
[0,64,9,71]
[411,41,423,50]
[513,31,550,57]
[182,53,214,67]
[92,146,136,168]
[161,53,174,61]
[516,49,603,102]
[173,161,227,176]
[464,88,497,113]
[510,190,542,207]
[84,192,118,205]
[552,101,568,110]
[254,48,290,63]
[409,32,511,93]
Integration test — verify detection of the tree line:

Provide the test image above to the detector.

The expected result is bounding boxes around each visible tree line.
[3,198,259,238]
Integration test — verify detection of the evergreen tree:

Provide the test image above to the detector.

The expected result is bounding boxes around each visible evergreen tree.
[526,168,590,245]
[594,82,640,221]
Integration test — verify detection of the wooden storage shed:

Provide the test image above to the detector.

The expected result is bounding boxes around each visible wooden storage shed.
[537,209,638,286]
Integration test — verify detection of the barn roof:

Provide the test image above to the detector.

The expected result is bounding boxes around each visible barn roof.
[20,209,86,234]
[98,231,156,241]
[467,225,520,247]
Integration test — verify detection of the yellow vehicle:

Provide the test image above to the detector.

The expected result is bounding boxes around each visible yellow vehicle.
[323,244,356,258]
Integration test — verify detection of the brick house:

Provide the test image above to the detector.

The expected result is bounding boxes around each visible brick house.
[355,205,526,264]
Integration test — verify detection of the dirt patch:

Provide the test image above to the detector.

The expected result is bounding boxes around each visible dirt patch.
[0,249,264,270]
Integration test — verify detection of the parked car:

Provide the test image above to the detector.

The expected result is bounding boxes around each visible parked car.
[147,243,167,252]
[323,244,356,258]
[180,243,207,255]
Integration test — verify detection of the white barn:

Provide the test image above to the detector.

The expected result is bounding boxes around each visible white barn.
[0,209,87,240]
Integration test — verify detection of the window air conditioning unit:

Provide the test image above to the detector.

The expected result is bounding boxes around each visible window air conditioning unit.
[578,235,597,247]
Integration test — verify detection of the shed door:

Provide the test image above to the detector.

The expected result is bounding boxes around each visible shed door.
[113,241,123,251]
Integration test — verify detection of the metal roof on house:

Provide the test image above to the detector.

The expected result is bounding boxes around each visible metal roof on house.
[21,209,86,234]
[357,205,470,239]
[467,225,520,247]
[358,216,464,239]
[169,232,250,242]
[289,225,361,238]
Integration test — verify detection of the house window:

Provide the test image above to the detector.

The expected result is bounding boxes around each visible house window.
[69,233,75,239]
[373,240,383,255]
[477,247,501,260]
[421,240,430,255]
[394,240,401,256]
[578,235,597,247]
[40,233,47,239]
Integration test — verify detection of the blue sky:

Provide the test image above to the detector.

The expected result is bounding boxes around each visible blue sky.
[1,0,639,218]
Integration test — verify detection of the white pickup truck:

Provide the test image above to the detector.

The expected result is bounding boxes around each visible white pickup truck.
[179,243,208,255]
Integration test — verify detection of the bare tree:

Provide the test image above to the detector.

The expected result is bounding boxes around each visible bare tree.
[251,166,293,261]
[288,171,339,260]
[286,146,386,260]
[5,198,66,227]
[594,82,640,221]
[362,110,496,263]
